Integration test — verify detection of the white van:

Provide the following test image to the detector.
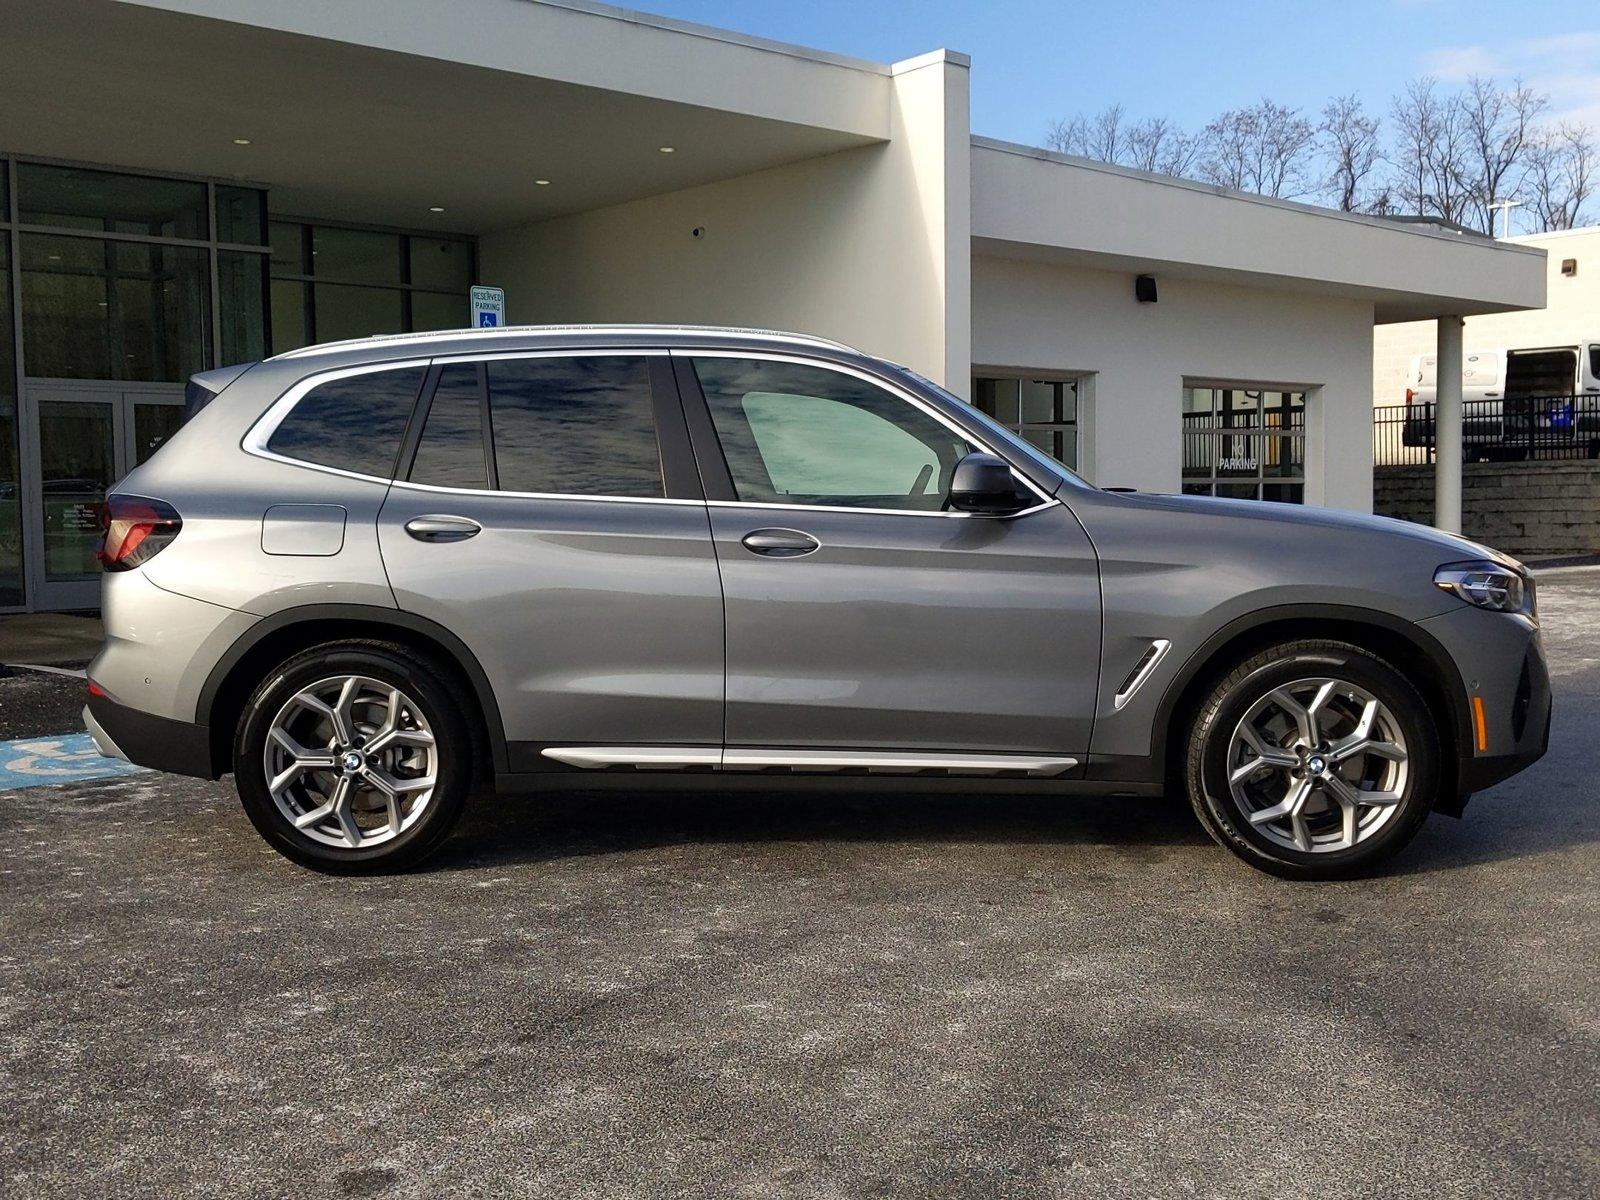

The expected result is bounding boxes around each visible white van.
[1405,341,1600,404]
[1402,340,1600,457]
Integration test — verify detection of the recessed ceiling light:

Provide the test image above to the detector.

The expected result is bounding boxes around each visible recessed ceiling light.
[232,137,252,146]
[429,206,445,213]
[658,146,675,154]
[535,179,550,186]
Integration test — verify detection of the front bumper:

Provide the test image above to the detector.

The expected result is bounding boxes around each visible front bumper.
[84,692,217,779]
[1417,605,1552,810]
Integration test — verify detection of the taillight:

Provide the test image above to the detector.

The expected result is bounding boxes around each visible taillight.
[96,495,182,571]
[1405,388,1415,405]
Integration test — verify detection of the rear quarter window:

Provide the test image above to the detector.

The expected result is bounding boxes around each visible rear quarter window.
[266,365,425,478]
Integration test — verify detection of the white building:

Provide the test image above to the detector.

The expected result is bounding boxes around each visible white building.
[0,0,1546,608]
[1374,226,1600,404]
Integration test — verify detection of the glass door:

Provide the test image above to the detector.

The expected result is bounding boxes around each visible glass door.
[22,385,184,609]
[28,392,116,609]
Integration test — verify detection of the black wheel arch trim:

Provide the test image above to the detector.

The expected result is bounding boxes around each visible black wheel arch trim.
[196,603,509,775]
[1149,603,1472,778]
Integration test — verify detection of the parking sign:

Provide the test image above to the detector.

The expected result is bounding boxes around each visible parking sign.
[470,285,505,329]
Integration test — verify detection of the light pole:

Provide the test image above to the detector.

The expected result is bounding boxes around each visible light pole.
[1487,197,1523,238]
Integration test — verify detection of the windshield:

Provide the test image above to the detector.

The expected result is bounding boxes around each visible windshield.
[901,368,1090,491]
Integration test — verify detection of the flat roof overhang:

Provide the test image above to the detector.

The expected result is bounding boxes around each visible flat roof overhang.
[0,0,893,233]
[972,139,1548,324]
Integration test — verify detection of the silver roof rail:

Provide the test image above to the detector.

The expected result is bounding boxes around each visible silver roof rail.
[269,323,863,362]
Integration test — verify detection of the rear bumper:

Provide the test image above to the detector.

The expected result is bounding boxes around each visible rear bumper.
[84,694,217,779]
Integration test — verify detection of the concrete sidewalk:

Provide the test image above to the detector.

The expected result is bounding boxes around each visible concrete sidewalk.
[0,613,103,668]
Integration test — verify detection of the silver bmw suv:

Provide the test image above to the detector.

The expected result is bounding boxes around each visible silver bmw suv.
[85,326,1550,879]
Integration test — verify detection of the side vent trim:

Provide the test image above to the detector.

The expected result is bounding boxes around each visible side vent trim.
[1112,639,1172,712]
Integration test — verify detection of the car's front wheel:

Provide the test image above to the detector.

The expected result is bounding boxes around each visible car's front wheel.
[1184,638,1440,879]
[234,640,475,873]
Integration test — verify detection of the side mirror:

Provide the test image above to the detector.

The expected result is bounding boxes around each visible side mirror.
[948,451,1027,514]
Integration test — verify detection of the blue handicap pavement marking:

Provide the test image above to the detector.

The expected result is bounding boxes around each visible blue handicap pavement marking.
[0,733,147,791]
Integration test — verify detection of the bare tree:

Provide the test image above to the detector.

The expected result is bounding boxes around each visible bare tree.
[1045,105,1127,162]
[1040,76,1586,228]
[1389,78,1474,224]
[1199,100,1317,198]
[1125,116,1201,177]
[1319,94,1381,211]
[1459,75,1547,232]
[1523,122,1597,231]
[1046,107,1201,180]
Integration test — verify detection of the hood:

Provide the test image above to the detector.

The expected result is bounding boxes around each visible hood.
[1093,489,1523,571]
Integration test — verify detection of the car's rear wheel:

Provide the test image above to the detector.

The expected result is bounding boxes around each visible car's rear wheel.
[234,640,475,873]
[1184,639,1440,879]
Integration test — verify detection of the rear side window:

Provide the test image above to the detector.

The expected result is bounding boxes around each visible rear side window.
[486,356,662,497]
[268,365,424,478]
[409,363,489,489]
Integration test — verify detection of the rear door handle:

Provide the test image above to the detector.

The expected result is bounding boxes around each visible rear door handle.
[740,528,820,557]
[404,514,482,543]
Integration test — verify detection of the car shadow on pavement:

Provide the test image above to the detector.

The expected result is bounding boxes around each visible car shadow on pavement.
[424,761,1595,878]
[430,786,1213,873]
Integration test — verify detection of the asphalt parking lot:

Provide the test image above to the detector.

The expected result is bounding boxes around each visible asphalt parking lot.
[2,574,1596,1200]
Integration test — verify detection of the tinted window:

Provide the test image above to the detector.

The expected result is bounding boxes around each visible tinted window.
[693,358,971,510]
[486,357,662,497]
[267,366,423,478]
[410,364,488,489]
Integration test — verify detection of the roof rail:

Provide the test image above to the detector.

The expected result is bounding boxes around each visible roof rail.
[269,323,862,361]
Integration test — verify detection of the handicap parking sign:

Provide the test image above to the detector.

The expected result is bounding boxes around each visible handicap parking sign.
[470,285,505,329]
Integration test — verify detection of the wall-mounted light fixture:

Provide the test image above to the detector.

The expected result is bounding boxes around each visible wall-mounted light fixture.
[1135,275,1158,304]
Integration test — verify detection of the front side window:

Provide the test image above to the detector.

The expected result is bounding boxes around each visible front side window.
[266,365,424,478]
[486,356,663,498]
[694,358,972,510]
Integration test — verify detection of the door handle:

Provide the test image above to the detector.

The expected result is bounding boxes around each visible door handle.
[404,514,481,543]
[741,528,819,557]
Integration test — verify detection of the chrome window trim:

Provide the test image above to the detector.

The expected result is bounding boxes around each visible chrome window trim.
[387,478,705,508]
[243,345,1062,516]
[704,498,1057,520]
[677,348,1059,519]
[242,349,680,497]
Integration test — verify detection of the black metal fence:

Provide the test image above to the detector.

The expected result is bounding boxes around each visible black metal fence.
[1375,396,1600,466]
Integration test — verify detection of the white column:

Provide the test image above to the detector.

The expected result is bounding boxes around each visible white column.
[1434,316,1464,533]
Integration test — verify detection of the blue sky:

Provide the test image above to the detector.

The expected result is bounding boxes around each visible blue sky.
[635,1,1600,142]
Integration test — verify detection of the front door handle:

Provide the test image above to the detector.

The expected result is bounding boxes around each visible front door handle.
[740,528,820,557]
[404,514,481,543]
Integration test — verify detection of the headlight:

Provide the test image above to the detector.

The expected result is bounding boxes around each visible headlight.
[1434,560,1534,616]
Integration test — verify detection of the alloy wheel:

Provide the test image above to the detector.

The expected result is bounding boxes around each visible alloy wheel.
[1226,676,1410,854]
[263,675,438,850]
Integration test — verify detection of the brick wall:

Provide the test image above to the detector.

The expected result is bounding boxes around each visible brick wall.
[1373,461,1600,556]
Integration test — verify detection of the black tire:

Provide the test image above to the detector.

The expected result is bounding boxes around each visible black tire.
[234,639,478,874]
[1183,638,1440,880]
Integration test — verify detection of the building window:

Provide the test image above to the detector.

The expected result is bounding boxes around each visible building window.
[9,162,268,381]
[973,374,1082,471]
[268,220,473,354]
[1182,386,1305,502]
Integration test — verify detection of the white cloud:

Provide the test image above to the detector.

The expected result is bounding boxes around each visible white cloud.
[1421,45,1500,79]
[1420,31,1600,126]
